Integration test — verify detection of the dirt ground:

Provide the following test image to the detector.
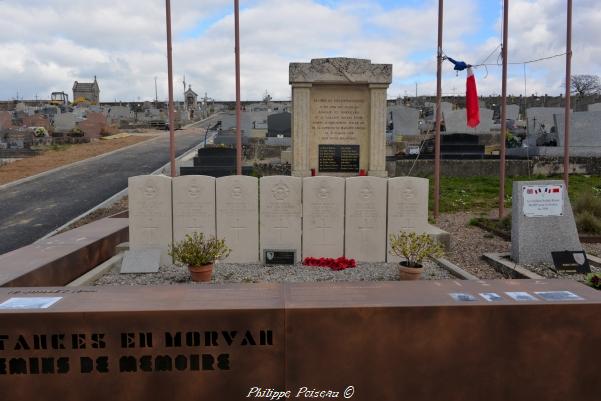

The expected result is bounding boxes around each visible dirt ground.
[0,134,158,186]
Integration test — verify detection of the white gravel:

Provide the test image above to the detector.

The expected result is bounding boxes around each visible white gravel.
[520,262,601,281]
[92,261,454,286]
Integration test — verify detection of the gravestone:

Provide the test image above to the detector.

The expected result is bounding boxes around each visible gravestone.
[554,110,601,149]
[511,180,582,265]
[128,175,173,265]
[0,111,12,131]
[588,103,601,112]
[289,58,392,177]
[444,108,494,134]
[259,176,302,263]
[387,177,450,262]
[172,175,216,243]
[216,176,259,263]
[345,176,387,262]
[526,107,565,136]
[506,104,520,121]
[302,176,345,258]
[389,105,420,136]
[53,113,76,133]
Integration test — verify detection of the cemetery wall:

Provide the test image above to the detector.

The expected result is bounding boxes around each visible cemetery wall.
[394,157,601,177]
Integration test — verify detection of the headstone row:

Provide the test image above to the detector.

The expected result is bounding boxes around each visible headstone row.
[129,175,443,264]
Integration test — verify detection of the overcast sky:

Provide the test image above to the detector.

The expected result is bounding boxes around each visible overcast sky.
[0,0,599,101]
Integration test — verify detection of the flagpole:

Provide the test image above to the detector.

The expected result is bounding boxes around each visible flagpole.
[234,0,242,175]
[563,0,572,187]
[165,0,176,178]
[499,0,509,218]
[434,0,443,221]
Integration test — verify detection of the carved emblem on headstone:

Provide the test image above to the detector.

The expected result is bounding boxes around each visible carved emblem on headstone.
[272,182,290,201]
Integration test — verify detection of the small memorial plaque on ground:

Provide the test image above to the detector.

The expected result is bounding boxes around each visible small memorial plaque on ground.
[263,250,296,265]
[551,250,591,274]
[318,144,360,173]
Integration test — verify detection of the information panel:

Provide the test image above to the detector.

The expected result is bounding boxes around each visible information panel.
[318,144,360,173]
[522,184,564,217]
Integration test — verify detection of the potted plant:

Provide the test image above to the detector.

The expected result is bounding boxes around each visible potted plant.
[389,232,444,280]
[168,232,231,282]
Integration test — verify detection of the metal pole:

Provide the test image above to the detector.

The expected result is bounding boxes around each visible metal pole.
[563,0,572,187]
[499,0,509,218]
[433,0,443,220]
[234,0,242,175]
[165,0,176,177]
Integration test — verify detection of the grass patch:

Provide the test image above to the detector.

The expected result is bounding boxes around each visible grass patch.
[428,175,601,213]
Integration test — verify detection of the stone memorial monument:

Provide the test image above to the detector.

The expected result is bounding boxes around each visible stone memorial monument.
[289,58,392,177]
[128,175,173,265]
[387,177,450,262]
[259,176,302,263]
[302,176,345,258]
[216,176,259,263]
[511,180,582,265]
[172,175,216,243]
[345,176,387,262]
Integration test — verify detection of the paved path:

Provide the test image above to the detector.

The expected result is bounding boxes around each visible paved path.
[0,116,220,255]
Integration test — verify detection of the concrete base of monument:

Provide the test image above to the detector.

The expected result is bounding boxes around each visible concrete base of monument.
[0,280,599,401]
[425,224,451,251]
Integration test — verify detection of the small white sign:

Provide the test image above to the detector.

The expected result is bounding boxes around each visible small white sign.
[0,297,62,310]
[479,292,503,302]
[505,292,538,301]
[534,291,584,301]
[522,184,564,217]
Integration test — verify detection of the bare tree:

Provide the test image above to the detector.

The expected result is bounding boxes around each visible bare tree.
[570,74,601,97]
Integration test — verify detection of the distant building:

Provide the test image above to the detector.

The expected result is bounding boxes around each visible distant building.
[73,76,100,104]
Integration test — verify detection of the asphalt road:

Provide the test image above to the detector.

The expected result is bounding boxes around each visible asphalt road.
[0,116,221,255]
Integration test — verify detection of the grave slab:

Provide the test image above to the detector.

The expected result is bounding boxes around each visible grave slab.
[259,176,302,263]
[120,249,161,273]
[302,176,345,258]
[345,176,387,262]
[216,176,259,263]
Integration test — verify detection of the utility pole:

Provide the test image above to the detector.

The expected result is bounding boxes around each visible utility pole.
[234,0,242,175]
[165,0,176,177]
[433,0,443,221]
[563,0,573,187]
[498,0,509,218]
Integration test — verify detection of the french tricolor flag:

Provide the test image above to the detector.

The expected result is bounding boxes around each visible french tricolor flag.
[466,67,480,128]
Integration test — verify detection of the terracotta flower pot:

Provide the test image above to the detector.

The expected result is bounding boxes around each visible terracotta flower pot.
[188,263,213,282]
[399,262,423,281]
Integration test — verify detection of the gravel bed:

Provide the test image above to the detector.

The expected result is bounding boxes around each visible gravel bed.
[519,262,601,281]
[437,212,507,279]
[583,243,601,258]
[92,261,454,286]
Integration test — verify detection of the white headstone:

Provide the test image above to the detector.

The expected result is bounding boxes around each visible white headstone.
[506,104,520,121]
[128,175,173,265]
[259,176,302,262]
[216,176,259,263]
[345,176,387,262]
[302,176,345,258]
[172,175,216,243]
[387,177,429,262]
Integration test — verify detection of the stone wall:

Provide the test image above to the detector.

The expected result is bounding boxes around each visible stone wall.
[392,157,601,177]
